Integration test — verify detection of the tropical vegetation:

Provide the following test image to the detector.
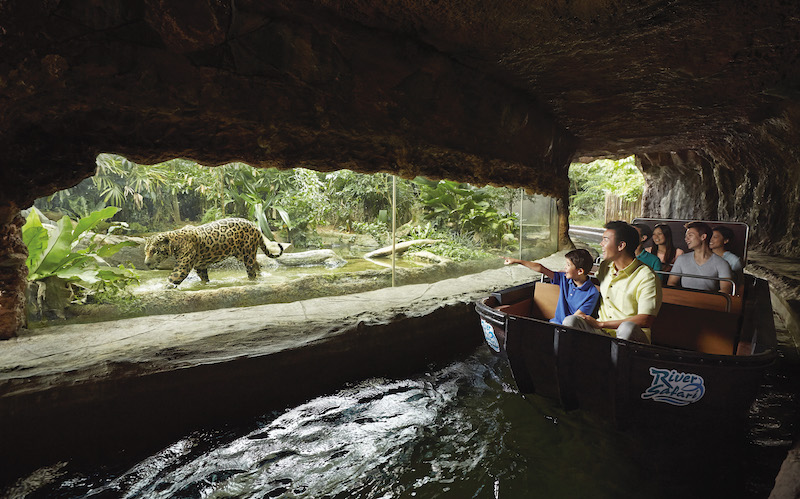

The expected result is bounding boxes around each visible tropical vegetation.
[22,206,140,307]
[568,155,645,226]
[35,155,526,260]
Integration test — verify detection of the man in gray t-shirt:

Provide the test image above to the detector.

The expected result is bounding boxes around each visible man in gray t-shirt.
[667,222,733,294]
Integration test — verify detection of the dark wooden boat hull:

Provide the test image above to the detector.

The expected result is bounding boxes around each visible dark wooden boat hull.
[475,278,777,428]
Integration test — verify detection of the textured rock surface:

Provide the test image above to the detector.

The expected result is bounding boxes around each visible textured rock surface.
[3,1,797,227]
[2,5,800,317]
[0,216,27,338]
[4,3,800,488]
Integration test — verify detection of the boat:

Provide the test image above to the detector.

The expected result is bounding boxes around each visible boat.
[476,219,777,428]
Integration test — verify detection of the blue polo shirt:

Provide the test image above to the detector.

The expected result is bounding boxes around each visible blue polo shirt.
[550,271,601,325]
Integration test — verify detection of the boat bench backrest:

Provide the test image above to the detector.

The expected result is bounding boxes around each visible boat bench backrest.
[661,287,743,314]
[632,218,749,266]
[531,282,559,321]
[518,282,742,354]
[496,299,535,317]
[652,288,743,355]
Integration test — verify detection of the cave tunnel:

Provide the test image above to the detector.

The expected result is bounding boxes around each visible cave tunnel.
[3,1,799,338]
[2,0,800,493]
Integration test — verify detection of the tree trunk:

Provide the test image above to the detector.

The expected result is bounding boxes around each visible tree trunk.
[364,239,443,258]
[275,249,345,267]
[172,194,181,223]
[556,196,575,251]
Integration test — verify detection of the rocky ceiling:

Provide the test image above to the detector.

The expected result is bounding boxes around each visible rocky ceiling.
[1,1,800,255]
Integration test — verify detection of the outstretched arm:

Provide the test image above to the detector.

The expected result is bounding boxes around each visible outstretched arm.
[503,257,554,279]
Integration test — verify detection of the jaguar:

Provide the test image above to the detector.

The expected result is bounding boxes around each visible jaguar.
[144,218,284,286]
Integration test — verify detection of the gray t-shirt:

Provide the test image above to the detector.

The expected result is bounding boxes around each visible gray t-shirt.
[671,252,733,291]
[722,251,743,273]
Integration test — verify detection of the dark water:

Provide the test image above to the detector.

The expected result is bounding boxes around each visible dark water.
[5,317,798,499]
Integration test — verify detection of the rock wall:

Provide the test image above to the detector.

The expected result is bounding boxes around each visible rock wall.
[0,0,573,213]
[3,0,800,336]
[0,214,28,339]
[640,105,800,257]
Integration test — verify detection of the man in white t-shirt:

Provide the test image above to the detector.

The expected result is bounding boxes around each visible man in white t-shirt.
[667,221,733,294]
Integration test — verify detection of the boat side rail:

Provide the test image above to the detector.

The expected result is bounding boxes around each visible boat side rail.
[475,298,506,327]
[655,270,737,299]
[490,281,536,305]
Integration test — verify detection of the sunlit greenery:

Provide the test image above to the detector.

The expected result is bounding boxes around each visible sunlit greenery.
[568,155,644,226]
[34,155,523,260]
[22,206,140,305]
[413,178,517,246]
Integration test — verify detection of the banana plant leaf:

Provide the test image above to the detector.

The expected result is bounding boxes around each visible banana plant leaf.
[253,203,276,240]
[275,206,292,230]
[72,206,119,242]
[95,240,138,258]
[22,209,49,272]
[22,205,134,283]
[34,215,76,278]
[57,267,103,284]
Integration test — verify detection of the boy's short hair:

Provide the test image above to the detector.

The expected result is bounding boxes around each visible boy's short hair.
[565,248,594,274]
[604,220,639,257]
[632,222,653,242]
[685,221,713,242]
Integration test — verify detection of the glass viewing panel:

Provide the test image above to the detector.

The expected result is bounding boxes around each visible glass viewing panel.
[24,157,559,325]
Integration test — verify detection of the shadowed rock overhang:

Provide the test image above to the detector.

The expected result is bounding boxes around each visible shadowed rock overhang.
[1,0,800,254]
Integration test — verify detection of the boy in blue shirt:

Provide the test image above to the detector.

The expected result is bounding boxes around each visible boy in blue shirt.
[504,249,600,324]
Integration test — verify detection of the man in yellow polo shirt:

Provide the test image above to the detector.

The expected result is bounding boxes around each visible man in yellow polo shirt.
[563,220,662,343]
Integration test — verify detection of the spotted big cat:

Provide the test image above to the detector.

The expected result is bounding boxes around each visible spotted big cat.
[144,218,284,286]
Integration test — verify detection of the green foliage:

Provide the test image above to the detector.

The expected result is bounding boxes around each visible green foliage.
[64,197,107,220]
[22,207,139,287]
[38,156,536,257]
[413,178,516,245]
[85,266,142,313]
[323,171,416,230]
[407,225,494,261]
[126,222,149,235]
[350,221,389,244]
[568,156,644,223]
[201,206,226,224]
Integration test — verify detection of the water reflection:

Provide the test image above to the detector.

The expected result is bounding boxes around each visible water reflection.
[6,319,798,498]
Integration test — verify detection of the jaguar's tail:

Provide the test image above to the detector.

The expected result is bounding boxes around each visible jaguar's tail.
[259,234,284,258]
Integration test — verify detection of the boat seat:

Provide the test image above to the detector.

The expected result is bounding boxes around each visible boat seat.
[493,282,560,321]
[530,282,559,321]
[525,281,600,322]
[651,300,740,355]
[499,282,741,354]
[662,287,743,314]
[496,299,534,317]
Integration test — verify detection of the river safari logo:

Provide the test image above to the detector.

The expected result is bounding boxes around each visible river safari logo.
[480,319,501,352]
[641,368,706,406]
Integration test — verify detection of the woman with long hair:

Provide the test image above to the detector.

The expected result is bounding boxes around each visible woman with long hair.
[647,223,684,271]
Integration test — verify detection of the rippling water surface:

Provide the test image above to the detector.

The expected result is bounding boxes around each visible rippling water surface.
[7,315,798,499]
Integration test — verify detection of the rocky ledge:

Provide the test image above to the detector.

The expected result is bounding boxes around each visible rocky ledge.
[0,258,544,480]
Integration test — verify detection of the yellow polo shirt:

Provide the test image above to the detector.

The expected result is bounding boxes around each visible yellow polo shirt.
[597,258,662,340]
